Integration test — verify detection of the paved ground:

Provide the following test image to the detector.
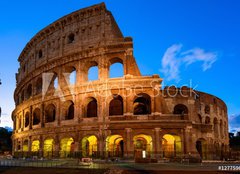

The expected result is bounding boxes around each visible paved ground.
[0,159,240,173]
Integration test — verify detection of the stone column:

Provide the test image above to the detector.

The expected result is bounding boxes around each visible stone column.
[154,128,161,158]
[124,128,133,158]
[39,135,44,157]
[29,106,33,130]
[28,136,32,153]
[41,103,45,128]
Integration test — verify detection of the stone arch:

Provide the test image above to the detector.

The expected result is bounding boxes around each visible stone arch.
[86,61,98,81]
[47,72,58,90]
[67,33,75,44]
[38,49,43,58]
[62,100,74,120]
[205,116,210,124]
[33,108,41,125]
[108,57,124,78]
[109,95,123,116]
[86,97,97,118]
[26,84,32,100]
[64,66,77,85]
[31,140,40,152]
[213,117,218,137]
[23,139,29,152]
[60,137,75,158]
[173,104,188,115]
[81,135,98,157]
[45,104,56,123]
[133,134,153,158]
[106,135,124,157]
[196,138,207,159]
[205,105,210,114]
[198,114,202,123]
[43,138,54,158]
[133,93,151,115]
[162,134,182,158]
[35,77,42,95]
[21,90,25,102]
[24,112,30,128]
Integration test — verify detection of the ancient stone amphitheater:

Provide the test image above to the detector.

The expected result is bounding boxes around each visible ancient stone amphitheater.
[12,3,229,160]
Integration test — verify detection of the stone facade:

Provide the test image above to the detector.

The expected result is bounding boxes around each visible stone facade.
[12,3,229,160]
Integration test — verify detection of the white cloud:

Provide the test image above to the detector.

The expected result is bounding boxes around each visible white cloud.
[160,44,217,81]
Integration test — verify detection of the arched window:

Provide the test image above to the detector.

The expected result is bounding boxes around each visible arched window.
[36,77,42,95]
[64,67,76,85]
[109,58,124,78]
[26,84,32,100]
[214,118,218,137]
[25,112,30,127]
[88,66,98,81]
[64,101,74,120]
[87,98,97,117]
[38,50,43,59]
[205,116,210,124]
[133,93,151,115]
[173,104,188,115]
[45,104,56,123]
[198,114,202,123]
[68,33,75,44]
[205,105,210,114]
[33,108,41,125]
[109,95,123,116]
[21,90,25,102]
[69,69,76,85]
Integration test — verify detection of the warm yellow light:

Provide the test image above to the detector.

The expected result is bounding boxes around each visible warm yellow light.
[31,140,40,152]
[82,135,97,157]
[162,134,182,157]
[133,134,152,152]
[43,139,54,157]
[106,135,123,153]
[60,138,74,157]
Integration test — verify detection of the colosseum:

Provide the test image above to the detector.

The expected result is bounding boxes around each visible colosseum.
[12,3,229,161]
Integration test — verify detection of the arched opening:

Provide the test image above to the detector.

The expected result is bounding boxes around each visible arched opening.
[205,105,210,114]
[205,116,210,124]
[162,134,182,158]
[33,108,41,125]
[220,120,223,138]
[63,101,74,120]
[198,114,202,123]
[17,116,21,130]
[86,98,97,118]
[23,140,28,152]
[173,104,188,115]
[21,90,25,102]
[82,135,97,157]
[38,49,43,58]
[109,95,123,116]
[45,104,56,123]
[106,135,124,157]
[196,138,207,160]
[133,93,151,115]
[36,77,42,95]
[64,67,77,86]
[87,62,98,81]
[133,134,152,159]
[24,112,30,128]
[26,84,32,100]
[109,58,124,78]
[214,118,218,137]
[67,33,75,44]
[60,137,74,158]
[43,138,54,158]
[31,140,40,152]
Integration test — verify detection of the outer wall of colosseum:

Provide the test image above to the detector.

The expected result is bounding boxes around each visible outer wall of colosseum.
[12,3,229,160]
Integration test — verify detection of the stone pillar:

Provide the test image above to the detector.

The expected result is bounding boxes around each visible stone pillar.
[39,136,44,158]
[28,136,32,153]
[154,128,161,158]
[54,135,60,158]
[124,128,133,158]
[41,103,45,128]
[184,126,191,155]
[29,106,33,130]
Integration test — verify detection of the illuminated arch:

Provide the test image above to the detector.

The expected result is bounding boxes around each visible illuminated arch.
[133,134,152,158]
[82,135,97,157]
[23,139,29,152]
[43,138,54,158]
[106,135,124,157]
[60,137,74,158]
[31,140,40,152]
[162,134,182,158]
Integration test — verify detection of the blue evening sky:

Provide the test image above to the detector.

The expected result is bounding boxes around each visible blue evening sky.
[0,0,240,131]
